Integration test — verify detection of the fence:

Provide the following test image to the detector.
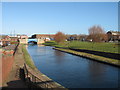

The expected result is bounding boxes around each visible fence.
[23,63,64,88]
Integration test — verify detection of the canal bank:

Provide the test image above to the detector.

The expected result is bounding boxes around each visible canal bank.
[21,45,66,88]
[53,48,120,67]
[2,45,66,89]
[42,41,120,67]
[27,45,119,88]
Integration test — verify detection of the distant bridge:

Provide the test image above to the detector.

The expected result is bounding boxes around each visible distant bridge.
[19,38,45,44]
[28,39,38,43]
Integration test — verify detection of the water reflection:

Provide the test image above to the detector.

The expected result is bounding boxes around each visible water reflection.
[54,50,65,64]
[37,44,45,47]
[36,45,47,53]
[27,46,119,88]
[54,50,65,57]
[87,61,107,87]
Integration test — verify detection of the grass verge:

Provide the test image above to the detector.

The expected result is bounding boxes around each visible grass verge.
[43,41,120,54]
[54,48,120,67]
[42,41,57,46]
[68,41,119,54]
[21,45,36,69]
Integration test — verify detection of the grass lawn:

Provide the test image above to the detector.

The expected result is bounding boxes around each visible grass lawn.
[42,40,57,46]
[21,45,35,69]
[68,41,119,54]
[43,41,119,54]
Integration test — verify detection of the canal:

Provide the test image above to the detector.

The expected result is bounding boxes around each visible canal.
[27,45,119,88]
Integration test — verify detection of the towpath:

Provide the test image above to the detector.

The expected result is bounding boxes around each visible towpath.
[2,45,28,88]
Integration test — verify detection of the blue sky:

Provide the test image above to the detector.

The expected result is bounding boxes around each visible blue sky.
[2,2,118,36]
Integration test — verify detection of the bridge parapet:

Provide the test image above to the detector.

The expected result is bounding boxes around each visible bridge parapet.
[19,39,45,44]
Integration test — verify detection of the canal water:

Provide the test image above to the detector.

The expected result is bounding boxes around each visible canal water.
[27,45,119,88]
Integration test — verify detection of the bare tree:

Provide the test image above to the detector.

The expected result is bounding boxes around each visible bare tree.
[65,34,71,40]
[88,25,106,42]
[78,34,88,41]
[54,31,66,43]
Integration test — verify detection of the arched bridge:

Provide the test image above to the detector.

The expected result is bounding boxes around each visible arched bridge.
[28,39,37,42]
[19,38,45,44]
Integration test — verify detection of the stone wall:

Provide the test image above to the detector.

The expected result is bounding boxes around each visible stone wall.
[37,39,45,44]
[2,44,18,84]
[19,39,28,44]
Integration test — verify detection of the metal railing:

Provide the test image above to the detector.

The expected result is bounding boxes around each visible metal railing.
[23,63,57,88]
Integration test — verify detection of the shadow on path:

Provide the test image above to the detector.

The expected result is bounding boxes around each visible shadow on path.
[2,68,28,89]
[1,68,44,90]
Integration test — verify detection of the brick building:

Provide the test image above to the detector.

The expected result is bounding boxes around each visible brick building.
[9,36,18,41]
[107,31,120,41]
[0,35,11,46]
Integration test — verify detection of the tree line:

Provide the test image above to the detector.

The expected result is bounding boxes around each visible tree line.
[54,25,108,43]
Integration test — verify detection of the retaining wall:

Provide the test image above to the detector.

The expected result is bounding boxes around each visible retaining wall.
[2,44,19,84]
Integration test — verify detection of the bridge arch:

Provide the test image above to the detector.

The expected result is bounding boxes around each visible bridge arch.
[19,38,45,44]
[28,39,38,44]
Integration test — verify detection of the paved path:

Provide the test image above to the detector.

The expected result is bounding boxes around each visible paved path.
[2,45,28,88]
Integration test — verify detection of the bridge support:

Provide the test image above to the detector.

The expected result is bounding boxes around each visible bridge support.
[37,39,45,44]
[19,39,28,44]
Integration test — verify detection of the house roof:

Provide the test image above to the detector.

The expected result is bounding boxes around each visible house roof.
[107,31,120,35]
[10,37,18,39]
